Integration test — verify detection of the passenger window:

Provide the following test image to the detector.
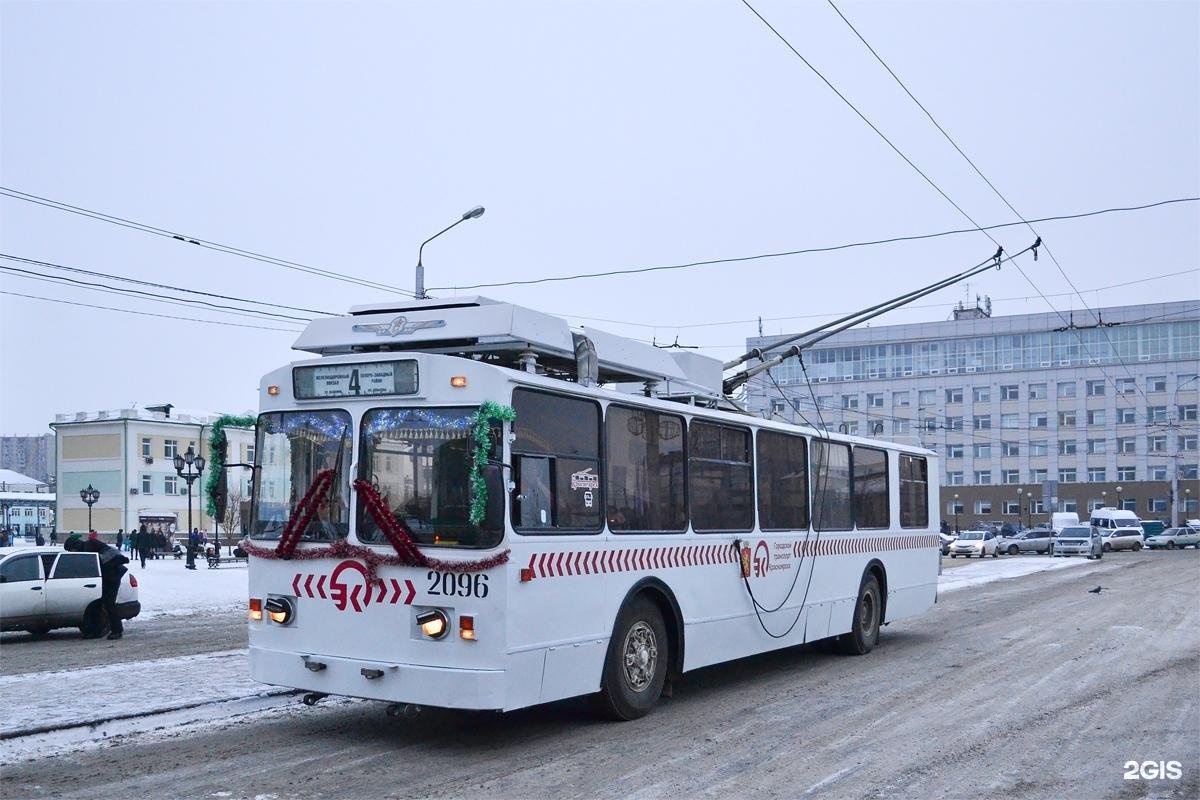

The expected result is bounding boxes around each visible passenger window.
[1,555,41,583]
[899,454,929,528]
[690,421,753,532]
[52,553,101,579]
[756,431,809,531]
[812,439,852,531]
[853,446,889,529]
[511,389,602,533]
[606,406,687,532]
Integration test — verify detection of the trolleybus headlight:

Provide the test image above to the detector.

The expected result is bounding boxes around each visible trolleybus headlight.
[450,376,467,388]
[249,598,263,621]
[265,596,295,625]
[459,614,476,641]
[416,609,449,639]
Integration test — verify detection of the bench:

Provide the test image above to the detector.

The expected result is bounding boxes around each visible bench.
[207,555,249,568]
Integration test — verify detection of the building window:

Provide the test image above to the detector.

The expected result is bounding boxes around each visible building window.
[947,444,964,458]
[842,395,859,410]
[1029,383,1048,400]
[947,500,964,515]
[1031,468,1048,483]
[1002,441,1020,457]
[1058,411,1077,427]
[164,440,179,459]
[843,421,859,435]
[246,444,256,463]
[974,500,992,515]
[1115,378,1136,395]
[1087,439,1106,455]
[1117,407,1136,424]
[973,415,992,431]
[1117,465,1136,481]
[141,475,152,494]
[1057,381,1076,399]
[923,417,937,432]
[1148,498,1168,513]
[918,389,936,407]
[1086,380,1106,397]
[1000,413,1019,429]
[1180,463,1199,480]
[1180,404,1198,421]
[1087,410,1106,426]
[1148,464,1168,480]
[1061,500,1078,513]
[1088,498,1105,512]
[770,399,786,416]
[1029,441,1048,457]
[1004,500,1020,514]
[1002,469,1020,484]
[973,443,991,458]
[1147,376,1167,392]
[1058,468,1077,483]
[1087,467,1107,482]
[946,416,963,431]
[1117,436,1136,454]
[893,418,910,434]
[893,391,910,407]
[1148,435,1167,453]
[1147,406,1167,423]
[164,475,178,494]
[141,437,152,458]
[946,388,963,404]
[1000,385,1019,401]
[1059,440,1077,455]
[974,470,992,485]
[1180,435,1198,452]
[973,387,991,403]
[947,471,964,486]
[1031,413,1048,428]
[867,393,883,408]
[1032,500,1046,514]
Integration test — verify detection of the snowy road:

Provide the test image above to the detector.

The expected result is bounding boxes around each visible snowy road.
[2,550,1196,799]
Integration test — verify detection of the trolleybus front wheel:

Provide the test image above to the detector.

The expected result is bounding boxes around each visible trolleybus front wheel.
[598,597,668,721]
[836,574,881,656]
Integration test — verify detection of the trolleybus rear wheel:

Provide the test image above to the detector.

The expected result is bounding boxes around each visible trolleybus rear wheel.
[598,597,668,721]
[836,574,881,656]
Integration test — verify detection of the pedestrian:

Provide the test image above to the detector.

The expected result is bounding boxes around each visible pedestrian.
[50,530,58,545]
[136,523,149,568]
[186,527,200,570]
[63,532,129,640]
[35,531,45,546]
[88,530,99,540]
[116,529,124,551]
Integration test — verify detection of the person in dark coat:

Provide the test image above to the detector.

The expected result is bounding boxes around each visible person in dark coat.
[186,527,200,570]
[63,532,129,640]
[135,524,149,568]
[115,529,124,551]
[50,530,58,545]
[34,531,45,546]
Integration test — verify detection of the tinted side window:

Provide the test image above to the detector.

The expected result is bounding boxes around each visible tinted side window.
[1,555,41,583]
[690,421,753,532]
[605,406,687,532]
[853,446,889,529]
[899,454,929,528]
[511,389,602,533]
[756,431,809,530]
[812,440,852,531]
[52,553,101,579]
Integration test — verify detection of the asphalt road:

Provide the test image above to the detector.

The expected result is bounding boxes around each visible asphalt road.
[3,550,1197,800]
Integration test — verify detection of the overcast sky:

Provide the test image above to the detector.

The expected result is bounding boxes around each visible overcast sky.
[2,0,1197,434]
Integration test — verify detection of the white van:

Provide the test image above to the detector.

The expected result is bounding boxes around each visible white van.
[1049,511,1080,533]
[1089,507,1140,531]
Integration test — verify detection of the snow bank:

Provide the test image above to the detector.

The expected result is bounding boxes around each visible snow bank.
[937,555,1094,594]
[128,554,248,618]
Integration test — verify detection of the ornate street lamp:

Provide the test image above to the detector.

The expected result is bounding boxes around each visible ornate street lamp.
[1016,487,1024,528]
[953,493,960,534]
[1116,484,1123,511]
[174,446,206,562]
[79,484,100,532]
[414,206,485,299]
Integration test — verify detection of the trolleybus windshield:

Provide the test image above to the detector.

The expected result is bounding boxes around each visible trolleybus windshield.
[250,410,352,541]
[357,407,504,549]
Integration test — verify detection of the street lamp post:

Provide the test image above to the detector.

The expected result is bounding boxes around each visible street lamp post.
[1115,485,1123,512]
[414,206,486,299]
[1101,490,1107,511]
[1016,487,1024,529]
[953,493,960,534]
[174,446,206,564]
[79,484,100,532]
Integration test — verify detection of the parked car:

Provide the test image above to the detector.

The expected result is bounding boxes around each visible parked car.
[1144,526,1200,550]
[939,531,957,555]
[1100,526,1144,552]
[1003,527,1055,555]
[948,530,999,558]
[0,546,140,636]
[1051,526,1102,559]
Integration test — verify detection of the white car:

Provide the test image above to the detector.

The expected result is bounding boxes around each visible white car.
[0,546,140,636]
[1050,526,1103,559]
[948,530,999,558]
[1100,527,1144,552]
[1145,526,1200,550]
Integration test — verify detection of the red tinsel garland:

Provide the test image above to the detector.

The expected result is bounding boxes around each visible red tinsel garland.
[240,478,509,579]
[274,469,335,558]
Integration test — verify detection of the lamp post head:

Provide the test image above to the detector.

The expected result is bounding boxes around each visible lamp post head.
[173,453,185,473]
[184,446,196,466]
[462,206,485,220]
[194,456,206,473]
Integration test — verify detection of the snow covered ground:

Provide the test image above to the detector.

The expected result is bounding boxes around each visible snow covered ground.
[937,554,1093,593]
[129,554,248,619]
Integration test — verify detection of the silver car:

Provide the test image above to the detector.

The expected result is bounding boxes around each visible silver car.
[1145,526,1200,550]
[1002,527,1055,555]
[1051,526,1102,559]
[1101,527,1144,552]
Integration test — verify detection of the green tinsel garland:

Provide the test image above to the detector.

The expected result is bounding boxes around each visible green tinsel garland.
[468,401,516,525]
[205,414,258,517]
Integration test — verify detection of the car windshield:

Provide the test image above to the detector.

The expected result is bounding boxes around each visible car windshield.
[958,531,984,540]
[1061,527,1091,536]
[250,410,352,541]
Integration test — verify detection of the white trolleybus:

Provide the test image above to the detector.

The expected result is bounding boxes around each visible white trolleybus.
[245,296,940,720]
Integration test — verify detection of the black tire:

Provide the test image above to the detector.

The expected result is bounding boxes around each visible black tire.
[950,554,957,559]
[27,625,51,637]
[1007,545,1019,556]
[1102,543,1111,552]
[80,601,110,639]
[1167,541,1176,550]
[836,574,882,656]
[598,597,668,721]
[1132,542,1142,552]
[992,550,999,558]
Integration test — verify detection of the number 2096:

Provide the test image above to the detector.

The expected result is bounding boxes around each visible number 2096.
[426,571,489,598]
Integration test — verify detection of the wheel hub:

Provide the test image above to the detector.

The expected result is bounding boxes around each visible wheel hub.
[621,621,658,693]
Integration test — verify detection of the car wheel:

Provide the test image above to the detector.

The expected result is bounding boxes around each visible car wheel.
[1008,545,1019,555]
[1102,543,1111,552]
[597,596,668,721]
[950,554,956,558]
[80,601,110,639]
[1132,542,1142,551]
[992,549,998,558]
[1167,541,1176,550]
[27,625,51,637]
[836,574,882,656]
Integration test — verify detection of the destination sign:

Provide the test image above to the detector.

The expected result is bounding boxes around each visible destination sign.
[293,361,418,399]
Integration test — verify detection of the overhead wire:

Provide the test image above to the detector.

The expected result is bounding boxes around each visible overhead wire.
[0,290,302,332]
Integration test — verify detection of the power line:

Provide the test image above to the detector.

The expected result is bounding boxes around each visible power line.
[0,290,301,332]
[0,264,312,324]
[0,252,335,316]
[0,186,414,296]
[437,197,1196,291]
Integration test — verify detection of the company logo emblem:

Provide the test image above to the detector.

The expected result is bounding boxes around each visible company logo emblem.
[352,316,446,337]
[292,560,415,613]
[753,539,770,578]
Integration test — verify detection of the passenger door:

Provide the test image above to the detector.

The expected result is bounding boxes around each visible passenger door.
[0,554,46,623]
[44,553,102,623]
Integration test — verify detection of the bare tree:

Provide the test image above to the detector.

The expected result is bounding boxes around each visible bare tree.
[221,486,244,538]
